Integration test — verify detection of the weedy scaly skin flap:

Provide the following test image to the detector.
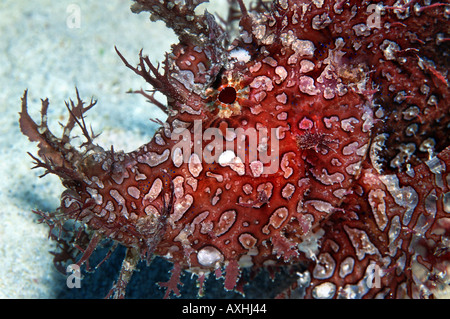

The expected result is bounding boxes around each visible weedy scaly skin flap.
[20,0,450,299]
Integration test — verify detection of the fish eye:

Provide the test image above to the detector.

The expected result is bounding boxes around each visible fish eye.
[218,86,237,104]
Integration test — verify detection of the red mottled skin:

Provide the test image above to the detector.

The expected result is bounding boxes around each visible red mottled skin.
[20,0,449,298]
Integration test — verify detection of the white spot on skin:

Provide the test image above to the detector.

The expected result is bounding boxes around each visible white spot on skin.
[333,188,348,199]
[238,233,258,249]
[86,187,103,205]
[188,153,203,177]
[242,183,253,195]
[170,194,194,224]
[312,13,332,30]
[171,69,198,92]
[311,168,345,186]
[173,176,186,200]
[250,104,263,115]
[211,187,222,206]
[276,93,287,104]
[379,174,418,225]
[312,282,336,299]
[298,117,314,130]
[107,212,116,223]
[356,143,369,156]
[275,66,288,83]
[280,152,295,179]
[339,257,355,279]
[154,134,165,146]
[215,210,237,236]
[281,183,296,199]
[200,220,213,234]
[110,189,125,205]
[344,225,379,260]
[241,30,252,44]
[323,116,339,129]
[278,0,288,10]
[143,178,163,202]
[300,59,315,73]
[352,23,371,36]
[277,112,288,120]
[229,48,251,63]
[197,246,223,267]
[342,141,360,156]
[312,0,324,8]
[426,156,446,190]
[137,149,170,167]
[276,125,289,140]
[97,209,107,218]
[288,39,315,64]
[218,150,245,175]
[252,24,267,40]
[261,33,275,45]
[144,204,159,216]
[388,215,401,256]
[313,253,336,279]
[250,76,274,91]
[186,211,210,236]
[105,201,114,211]
[443,192,450,213]
[109,189,129,219]
[262,207,288,234]
[206,171,224,182]
[305,200,335,214]
[369,189,388,231]
[424,189,437,218]
[361,110,374,133]
[110,167,129,185]
[250,160,264,177]
[263,57,278,67]
[253,91,267,103]
[292,11,299,24]
[380,39,400,61]
[341,117,360,132]
[323,87,335,100]
[91,176,104,189]
[186,176,198,192]
[133,168,147,181]
[127,186,140,199]
[299,76,320,95]
[345,162,361,175]
[331,158,342,166]
[249,61,262,73]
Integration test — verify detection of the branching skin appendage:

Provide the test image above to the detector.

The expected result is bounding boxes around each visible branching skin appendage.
[20,0,449,299]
